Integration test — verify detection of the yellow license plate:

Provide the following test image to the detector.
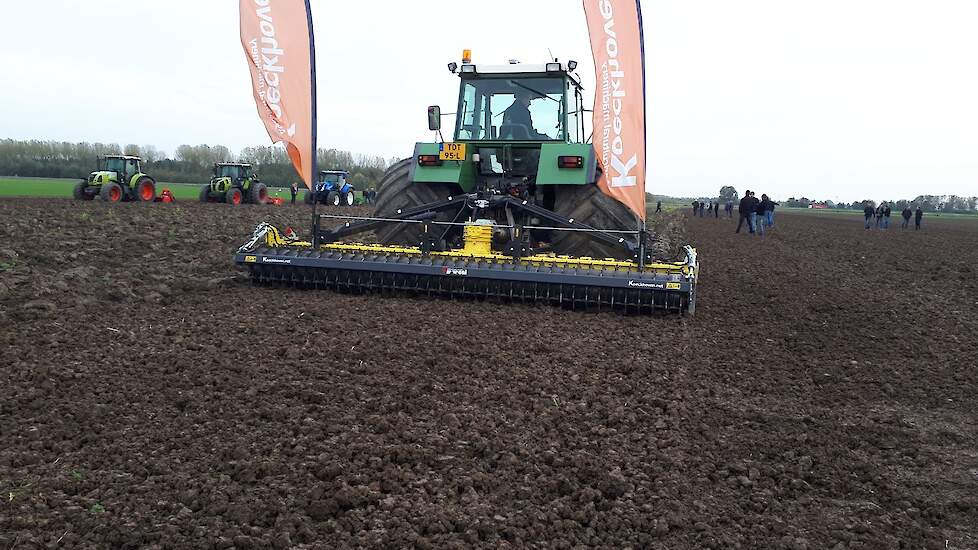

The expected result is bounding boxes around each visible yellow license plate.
[667,282,681,290]
[439,142,466,161]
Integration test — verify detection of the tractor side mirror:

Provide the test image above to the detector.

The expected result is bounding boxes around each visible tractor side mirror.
[427,106,441,131]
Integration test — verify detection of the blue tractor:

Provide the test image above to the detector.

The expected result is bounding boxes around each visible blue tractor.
[304,170,358,206]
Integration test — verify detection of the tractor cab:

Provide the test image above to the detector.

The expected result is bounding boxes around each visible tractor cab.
[420,57,594,202]
[453,65,584,144]
[213,163,254,183]
[317,170,352,193]
[94,155,142,180]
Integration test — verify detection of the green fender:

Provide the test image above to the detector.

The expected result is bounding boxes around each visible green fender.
[128,172,153,188]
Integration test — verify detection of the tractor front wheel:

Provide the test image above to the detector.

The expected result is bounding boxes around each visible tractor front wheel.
[73,180,90,201]
[134,177,156,202]
[199,185,210,203]
[225,188,243,206]
[550,183,639,260]
[327,191,340,207]
[249,182,268,204]
[343,192,355,206]
[99,182,123,203]
[373,158,462,245]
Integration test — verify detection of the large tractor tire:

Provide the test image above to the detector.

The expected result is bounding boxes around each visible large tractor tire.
[134,177,156,202]
[326,191,340,207]
[249,182,268,204]
[550,183,640,260]
[199,185,211,203]
[374,159,462,245]
[99,182,123,203]
[73,180,89,201]
[225,187,243,206]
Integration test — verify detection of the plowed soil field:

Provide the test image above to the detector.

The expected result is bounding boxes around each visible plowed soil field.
[1,199,976,550]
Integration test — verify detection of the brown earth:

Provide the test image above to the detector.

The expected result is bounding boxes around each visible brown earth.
[1,199,976,550]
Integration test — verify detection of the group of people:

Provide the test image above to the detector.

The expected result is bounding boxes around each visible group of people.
[864,201,923,230]
[733,191,776,235]
[691,200,720,217]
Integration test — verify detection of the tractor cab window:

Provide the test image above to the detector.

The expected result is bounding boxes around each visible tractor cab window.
[320,173,342,184]
[218,165,243,179]
[125,159,139,174]
[456,77,565,141]
[104,158,125,173]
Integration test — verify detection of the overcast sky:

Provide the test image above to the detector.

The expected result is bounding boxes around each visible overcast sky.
[5,1,977,201]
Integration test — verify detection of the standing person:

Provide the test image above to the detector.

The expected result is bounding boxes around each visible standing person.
[875,203,884,228]
[736,191,753,233]
[656,200,662,214]
[691,200,699,216]
[713,201,719,218]
[915,206,923,230]
[882,202,892,229]
[290,181,298,205]
[901,205,913,229]
[863,202,875,229]
[725,201,734,218]
[765,198,776,228]
[755,193,769,236]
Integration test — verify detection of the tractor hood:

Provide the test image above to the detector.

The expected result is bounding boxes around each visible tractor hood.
[89,171,118,183]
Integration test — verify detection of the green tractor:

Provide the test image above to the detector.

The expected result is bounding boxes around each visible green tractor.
[373,57,636,259]
[74,155,156,203]
[200,163,268,205]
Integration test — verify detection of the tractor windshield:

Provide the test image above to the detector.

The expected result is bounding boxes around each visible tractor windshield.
[456,77,565,141]
[218,165,244,179]
[320,173,341,184]
[103,158,125,173]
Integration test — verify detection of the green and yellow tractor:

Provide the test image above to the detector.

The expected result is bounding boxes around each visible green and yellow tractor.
[200,163,268,205]
[74,155,156,202]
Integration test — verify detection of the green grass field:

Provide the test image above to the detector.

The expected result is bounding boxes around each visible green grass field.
[0,177,293,202]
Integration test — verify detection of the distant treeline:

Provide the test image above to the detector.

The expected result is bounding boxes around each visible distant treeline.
[0,139,398,188]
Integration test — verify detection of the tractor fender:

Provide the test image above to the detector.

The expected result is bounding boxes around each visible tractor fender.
[129,173,155,188]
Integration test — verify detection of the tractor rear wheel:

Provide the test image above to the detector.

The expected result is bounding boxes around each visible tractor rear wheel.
[73,180,89,201]
[99,182,123,203]
[550,183,640,260]
[327,191,340,206]
[199,185,210,203]
[226,188,243,206]
[374,158,462,245]
[249,182,268,204]
[134,177,156,202]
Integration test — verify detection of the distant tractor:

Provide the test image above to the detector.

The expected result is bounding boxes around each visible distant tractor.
[200,163,268,205]
[304,170,359,206]
[74,155,156,203]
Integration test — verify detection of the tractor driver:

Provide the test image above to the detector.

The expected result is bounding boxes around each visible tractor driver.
[501,88,549,140]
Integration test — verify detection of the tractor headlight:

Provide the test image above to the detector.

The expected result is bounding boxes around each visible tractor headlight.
[546,62,562,72]
[460,64,476,74]
[568,60,578,71]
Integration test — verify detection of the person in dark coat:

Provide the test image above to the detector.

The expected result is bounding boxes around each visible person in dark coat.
[290,182,298,205]
[901,205,913,229]
[863,202,875,229]
[725,201,734,218]
[692,200,699,216]
[915,206,923,230]
[880,202,892,229]
[736,191,754,234]
[656,201,662,213]
[713,201,719,218]
[755,194,771,236]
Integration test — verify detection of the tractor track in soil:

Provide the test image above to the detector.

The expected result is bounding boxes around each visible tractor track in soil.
[1,199,976,549]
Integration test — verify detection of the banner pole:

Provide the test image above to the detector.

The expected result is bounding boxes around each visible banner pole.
[305,0,319,245]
